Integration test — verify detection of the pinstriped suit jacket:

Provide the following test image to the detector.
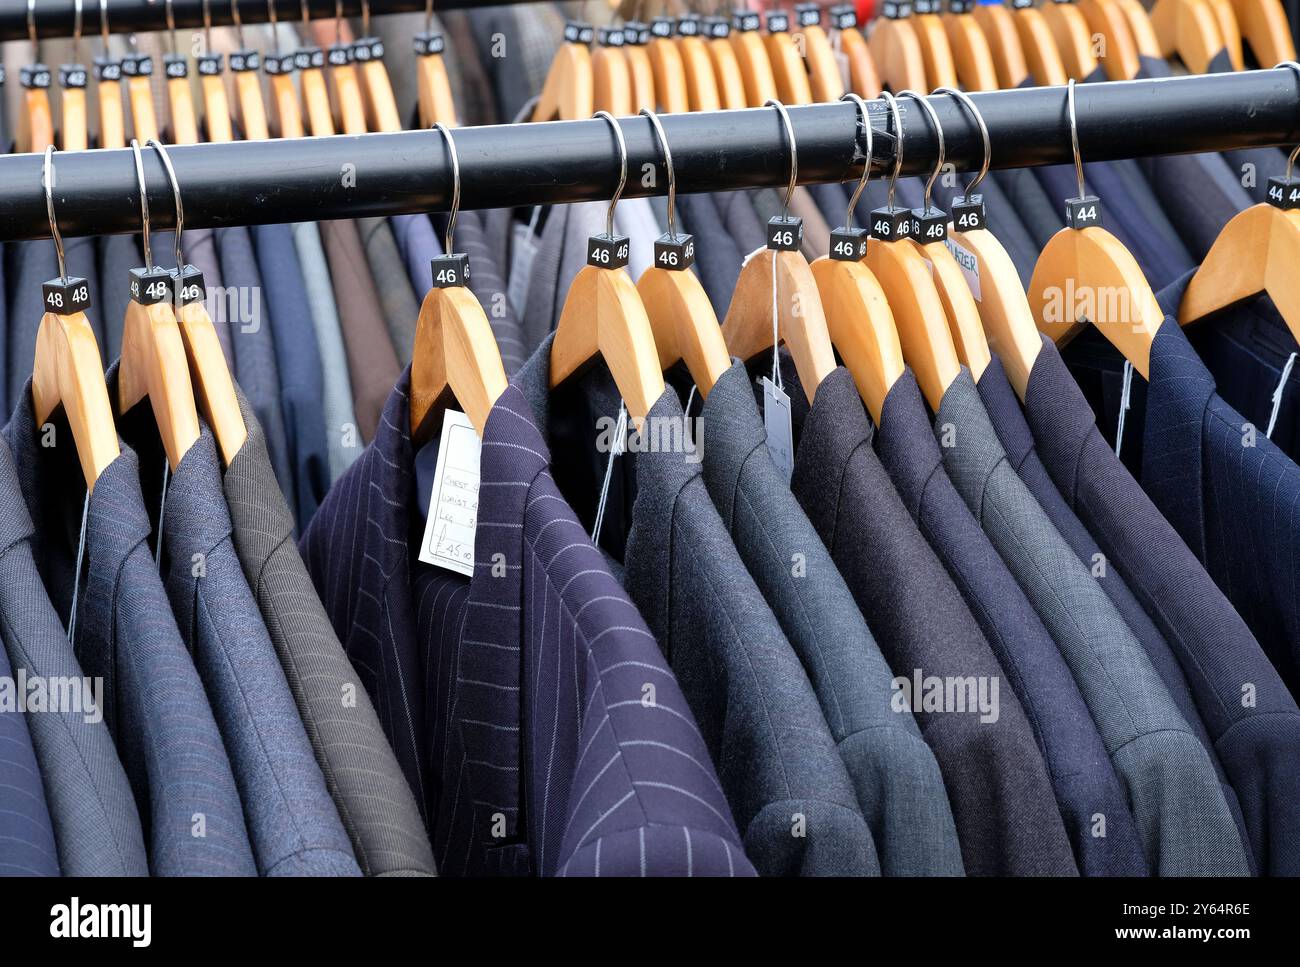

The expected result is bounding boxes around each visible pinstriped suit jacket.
[937,370,1252,876]
[0,435,147,876]
[223,386,436,876]
[5,393,258,875]
[301,368,751,875]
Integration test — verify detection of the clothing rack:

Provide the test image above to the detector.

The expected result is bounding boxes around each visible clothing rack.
[0,0,508,41]
[1,69,1297,241]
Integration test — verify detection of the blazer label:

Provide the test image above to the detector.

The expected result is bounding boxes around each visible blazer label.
[419,408,481,577]
[943,235,982,302]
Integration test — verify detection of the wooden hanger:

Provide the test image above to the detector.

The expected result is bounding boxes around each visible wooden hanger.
[411,125,509,442]
[973,1,1031,87]
[162,0,201,146]
[1116,0,1168,58]
[729,10,779,106]
[1150,0,1225,73]
[1231,0,1296,65]
[830,8,882,96]
[262,0,304,139]
[94,0,127,149]
[550,114,665,427]
[533,21,596,121]
[912,1,959,89]
[21,1,54,152]
[353,0,402,132]
[647,17,691,113]
[1178,160,1300,344]
[869,9,930,91]
[943,2,1000,90]
[634,109,731,397]
[935,87,1042,396]
[1202,0,1245,67]
[676,16,722,112]
[863,92,960,409]
[810,94,904,424]
[704,16,749,108]
[123,45,159,143]
[146,139,248,465]
[1012,1,1069,85]
[763,10,813,104]
[58,1,89,151]
[1026,82,1162,376]
[119,142,201,470]
[414,12,460,126]
[196,0,236,142]
[721,100,836,400]
[325,6,369,134]
[1041,0,1100,78]
[593,29,635,116]
[296,3,335,136]
[794,5,845,103]
[1077,0,1142,78]
[33,148,120,490]
[621,24,657,112]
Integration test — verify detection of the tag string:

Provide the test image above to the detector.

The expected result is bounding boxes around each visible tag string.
[592,400,628,548]
[1267,352,1297,439]
[67,490,90,647]
[1114,359,1134,460]
[155,459,170,572]
[769,251,783,391]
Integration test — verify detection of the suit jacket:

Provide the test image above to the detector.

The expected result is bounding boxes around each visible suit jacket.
[290,221,360,484]
[216,225,296,517]
[789,366,1078,877]
[301,364,752,876]
[359,217,420,368]
[675,193,743,320]
[391,213,441,297]
[223,386,436,876]
[96,234,141,363]
[0,435,147,876]
[182,227,234,368]
[700,362,964,876]
[318,219,401,444]
[976,354,1251,853]
[875,368,1149,876]
[5,391,257,875]
[711,189,767,255]
[936,369,1252,876]
[1024,333,1300,876]
[457,210,530,375]
[251,223,330,532]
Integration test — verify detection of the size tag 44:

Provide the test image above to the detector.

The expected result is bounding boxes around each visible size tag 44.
[418,409,481,577]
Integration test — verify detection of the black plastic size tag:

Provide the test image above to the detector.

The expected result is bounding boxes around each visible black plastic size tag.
[795,3,822,27]
[624,21,651,44]
[564,20,595,45]
[229,49,261,73]
[951,194,986,231]
[881,0,914,18]
[654,232,696,270]
[121,54,153,77]
[677,15,702,36]
[829,3,858,29]
[912,206,948,243]
[1065,194,1103,229]
[765,10,791,32]
[830,226,869,261]
[598,25,626,46]
[129,267,174,306]
[914,0,939,13]
[162,53,188,79]
[1267,176,1300,210]
[588,233,631,269]
[1011,0,1033,7]
[326,43,353,67]
[265,52,297,75]
[351,37,385,62]
[870,205,914,240]
[948,0,975,12]
[94,55,123,81]
[171,265,206,306]
[59,63,88,88]
[42,276,91,316]
[704,15,731,38]
[733,9,762,31]
[20,63,51,89]
[294,46,326,70]
[431,254,471,288]
[767,215,803,251]
[414,31,445,57]
[196,52,224,76]
[651,16,676,38]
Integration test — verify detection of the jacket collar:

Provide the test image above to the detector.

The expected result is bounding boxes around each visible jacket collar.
[876,368,945,519]
[976,355,1037,474]
[223,387,297,569]
[698,360,768,529]
[935,367,1008,511]
[1021,334,1098,493]
[789,365,872,546]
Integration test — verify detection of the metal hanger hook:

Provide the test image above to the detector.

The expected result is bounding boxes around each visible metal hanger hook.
[764,99,798,220]
[1067,78,1086,202]
[129,139,154,269]
[230,0,245,48]
[593,111,628,238]
[425,0,433,34]
[335,0,343,44]
[27,0,38,61]
[432,122,461,253]
[202,0,213,49]
[100,0,110,50]
[839,93,874,233]
[361,0,370,37]
[1274,62,1300,177]
[898,91,945,213]
[72,0,83,65]
[878,90,904,212]
[934,86,991,199]
[43,146,68,281]
[146,139,185,271]
[639,108,679,241]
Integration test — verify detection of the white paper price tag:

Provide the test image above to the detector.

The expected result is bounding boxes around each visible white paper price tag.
[418,409,481,577]
[762,376,795,483]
